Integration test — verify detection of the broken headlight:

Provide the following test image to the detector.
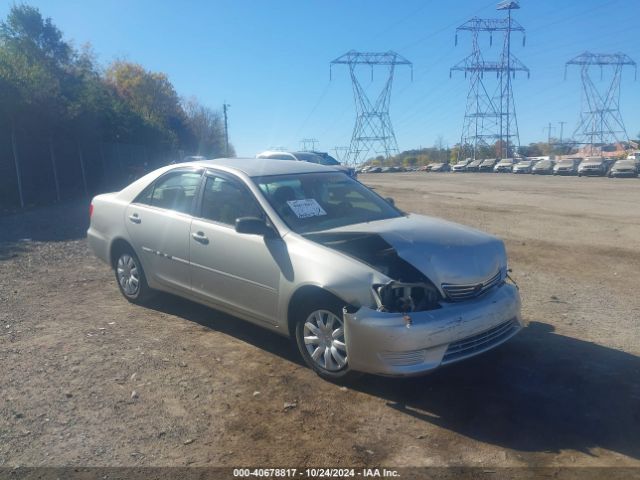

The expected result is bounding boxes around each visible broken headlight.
[372,281,441,313]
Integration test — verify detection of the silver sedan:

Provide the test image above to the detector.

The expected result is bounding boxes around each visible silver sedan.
[87,158,523,380]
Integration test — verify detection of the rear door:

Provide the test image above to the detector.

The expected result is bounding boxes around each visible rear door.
[189,171,281,324]
[125,168,203,294]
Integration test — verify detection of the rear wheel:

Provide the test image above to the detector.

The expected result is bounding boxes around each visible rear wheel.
[294,298,359,382]
[114,248,153,304]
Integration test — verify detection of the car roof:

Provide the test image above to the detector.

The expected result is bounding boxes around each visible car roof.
[186,157,336,177]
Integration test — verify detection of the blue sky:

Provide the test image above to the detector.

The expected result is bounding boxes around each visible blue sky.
[2,0,639,157]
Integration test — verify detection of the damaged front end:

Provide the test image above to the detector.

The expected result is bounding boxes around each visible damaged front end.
[305,231,442,313]
[372,281,440,314]
[303,221,522,377]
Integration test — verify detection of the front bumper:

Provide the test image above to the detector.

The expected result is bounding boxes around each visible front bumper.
[610,171,637,178]
[343,283,523,376]
[579,169,605,176]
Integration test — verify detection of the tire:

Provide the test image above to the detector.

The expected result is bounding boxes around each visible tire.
[114,247,153,304]
[294,296,360,382]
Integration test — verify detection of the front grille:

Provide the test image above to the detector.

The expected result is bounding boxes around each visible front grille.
[441,270,502,302]
[442,318,518,364]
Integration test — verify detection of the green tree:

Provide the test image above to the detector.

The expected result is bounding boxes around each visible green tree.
[183,97,232,157]
[106,60,190,147]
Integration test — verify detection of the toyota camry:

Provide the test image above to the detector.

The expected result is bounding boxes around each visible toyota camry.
[87,158,523,380]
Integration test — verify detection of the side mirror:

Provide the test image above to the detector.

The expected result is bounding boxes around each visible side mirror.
[385,197,395,206]
[235,217,274,237]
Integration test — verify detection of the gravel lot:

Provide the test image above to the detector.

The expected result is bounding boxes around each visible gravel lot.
[1,172,639,470]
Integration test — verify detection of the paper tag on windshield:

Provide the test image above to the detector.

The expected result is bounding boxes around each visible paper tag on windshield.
[286,199,327,219]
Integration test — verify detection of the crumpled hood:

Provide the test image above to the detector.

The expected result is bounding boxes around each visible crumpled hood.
[322,214,507,287]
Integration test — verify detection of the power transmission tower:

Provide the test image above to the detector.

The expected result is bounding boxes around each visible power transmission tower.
[330,50,412,166]
[451,1,528,160]
[333,146,349,163]
[565,52,637,155]
[300,138,319,151]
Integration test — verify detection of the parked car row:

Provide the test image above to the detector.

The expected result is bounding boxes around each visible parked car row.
[429,157,639,178]
[354,156,639,178]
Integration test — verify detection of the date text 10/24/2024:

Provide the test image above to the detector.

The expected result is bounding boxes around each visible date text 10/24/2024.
[233,468,400,478]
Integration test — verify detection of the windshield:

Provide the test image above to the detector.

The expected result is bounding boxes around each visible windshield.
[253,172,402,234]
[517,161,531,166]
[558,160,575,166]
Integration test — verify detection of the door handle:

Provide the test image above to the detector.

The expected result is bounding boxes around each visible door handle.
[128,214,141,224]
[191,231,209,244]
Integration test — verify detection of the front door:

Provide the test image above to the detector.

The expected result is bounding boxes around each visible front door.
[189,172,281,324]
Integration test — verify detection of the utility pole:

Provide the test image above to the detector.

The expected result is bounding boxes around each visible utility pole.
[558,121,566,145]
[543,122,555,145]
[223,102,230,157]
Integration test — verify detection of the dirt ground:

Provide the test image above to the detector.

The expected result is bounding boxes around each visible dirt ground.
[1,172,639,470]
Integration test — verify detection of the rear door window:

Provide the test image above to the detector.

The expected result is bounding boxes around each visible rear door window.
[134,170,202,214]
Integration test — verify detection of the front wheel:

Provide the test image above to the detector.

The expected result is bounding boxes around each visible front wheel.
[294,300,359,382]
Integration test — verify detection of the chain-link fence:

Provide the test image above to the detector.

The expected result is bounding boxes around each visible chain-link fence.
[0,127,182,210]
